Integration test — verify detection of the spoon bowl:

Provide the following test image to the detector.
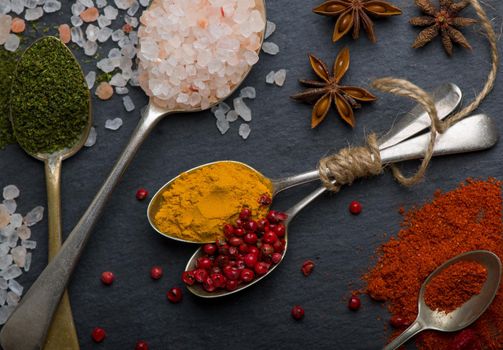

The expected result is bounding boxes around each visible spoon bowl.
[383,250,502,350]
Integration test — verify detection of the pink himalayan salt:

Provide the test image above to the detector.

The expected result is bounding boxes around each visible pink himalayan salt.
[137,0,265,111]
[58,24,71,44]
[80,7,99,23]
[95,82,114,100]
[11,18,25,34]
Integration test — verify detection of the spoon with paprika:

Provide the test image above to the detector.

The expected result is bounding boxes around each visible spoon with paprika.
[383,250,501,350]
[184,113,499,298]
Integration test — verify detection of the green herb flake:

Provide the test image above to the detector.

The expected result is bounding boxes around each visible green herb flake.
[11,36,89,155]
[0,48,19,149]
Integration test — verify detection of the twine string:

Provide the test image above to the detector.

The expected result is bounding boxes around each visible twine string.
[318,0,498,190]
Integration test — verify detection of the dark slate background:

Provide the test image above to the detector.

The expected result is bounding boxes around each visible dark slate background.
[1,0,502,349]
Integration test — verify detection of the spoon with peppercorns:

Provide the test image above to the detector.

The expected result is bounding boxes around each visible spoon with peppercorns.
[184,114,499,298]
[383,250,501,350]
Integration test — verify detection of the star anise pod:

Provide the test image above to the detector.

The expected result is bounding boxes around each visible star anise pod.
[410,0,477,55]
[313,0,402,43]
[291,48,376,128]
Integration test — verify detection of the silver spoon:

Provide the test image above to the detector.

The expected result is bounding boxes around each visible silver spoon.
[0,2,267,349]
[383,250,502,350]
[185,113,499,298]
[147,83,463,243]
[10,36,90,350]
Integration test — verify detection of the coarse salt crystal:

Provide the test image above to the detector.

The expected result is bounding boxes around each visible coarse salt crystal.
[84,127,97,147]
[105,118,123,130]
[262,42,279,55]
[265,20,276,39]
[274,69,287,86]
[238,123,251,140]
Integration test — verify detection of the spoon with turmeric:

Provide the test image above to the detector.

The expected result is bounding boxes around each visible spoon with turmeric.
[184,114,499,298]
[148,83,462,244]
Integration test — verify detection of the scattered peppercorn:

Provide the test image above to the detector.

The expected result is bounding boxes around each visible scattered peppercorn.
[349,201,362,215]
[301,260,315,276]
[150,266,163,280]
[135,340,149,350]
[91,327,106,343]
[167,287,183,303]
[291,305,305,320]
[348,295,361,311]
[136,188,149,200]
[100,271,115,285]
[389,315,410,328]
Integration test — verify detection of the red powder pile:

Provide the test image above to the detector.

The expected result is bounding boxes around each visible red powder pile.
[361,179,503,349]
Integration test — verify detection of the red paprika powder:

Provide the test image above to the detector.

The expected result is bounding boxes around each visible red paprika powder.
[360,179,502,349]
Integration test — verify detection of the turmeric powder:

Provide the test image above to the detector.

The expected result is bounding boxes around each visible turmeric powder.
[152,161,273,242]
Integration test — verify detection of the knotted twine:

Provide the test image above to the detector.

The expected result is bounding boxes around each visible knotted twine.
[319,0,499,192]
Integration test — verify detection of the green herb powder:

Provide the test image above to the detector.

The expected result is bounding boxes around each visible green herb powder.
[11,36,88,154]
[0,48,18,149]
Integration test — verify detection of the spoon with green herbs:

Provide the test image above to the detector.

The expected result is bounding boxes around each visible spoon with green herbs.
[7,36,91,350]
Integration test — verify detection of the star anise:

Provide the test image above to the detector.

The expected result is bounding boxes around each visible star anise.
[313,0,402,43]
[291,48,376,129]
[410,0,477,55]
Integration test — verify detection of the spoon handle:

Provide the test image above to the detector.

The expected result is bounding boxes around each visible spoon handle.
[0,105,166,350]
[382,320,425,350]
[42,156,80,350]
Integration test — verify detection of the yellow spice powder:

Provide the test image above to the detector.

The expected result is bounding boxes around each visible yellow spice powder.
[153,161,273,242]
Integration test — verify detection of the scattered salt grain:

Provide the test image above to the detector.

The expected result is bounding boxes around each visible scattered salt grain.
[2,200,16,214]
[16,225,30,240]
[4,34,20,52]
[3,185,19,201]
[114,0,132,10]
[110,73,127,87]
[233,97,252,122]
[240,86,256,99]
[0,0,11,14]
[97,15,111,28]
[78,0,94,7]
[11,0,23,14]
[0,278,7,290]
[0,224,14,238]
[21,240,36,249]
[24,206,44,227]
[70,15,83,27]
[43,0,61,13]
[265,20,276,39]
[7,232,18,247]
[24,0,37,9]
[115,87,128,95]
[216,118,230,135]
[6,291,19,306]
[0,305,15,324]
[24,7,43,21]
[0,256,12,270]
[97,27,113,42]
[83,40,98,56]
[96,0,107,8]
[1,265,21,280]
[95,82,114,100]
[8,279,23,297]
[0,243,9,257]
[262,42,279,55]
[239,123,251,140]
[127,0,139,15]
[80,7,99,23]
[266,71,275,84]
[85,23,99,42]
[84,127,97,147]
[24,252,31,272]
[10,18,26,34]
[85,71,96,89]
[71,26,85,47]
[10,214,22,229]
[11,246,26,268]
[0,290,5,305]
[226,110,238,122]
[58,24,71,43]
[274,69,287,86]
[103,5,117,19]
[105,118,123,130]
[111,28,124,41]
[0,206,9,229]
[122,96,135,112]
[139,0,148,6]
[71,2,85,15]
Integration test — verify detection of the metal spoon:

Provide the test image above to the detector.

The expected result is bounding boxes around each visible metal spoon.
[0,3,267,350]
[147,83,462,243]
[9,37,90,350]
[383,250,501,350]
[185,113,499,298]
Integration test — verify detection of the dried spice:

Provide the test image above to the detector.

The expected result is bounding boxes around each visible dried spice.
[410,0,477,55]
[291,48,376,128]
[10,37,89,155]
[313,0,402,43]
[0,48,18,149]
[424,261,487,313]
[360,179,503,349]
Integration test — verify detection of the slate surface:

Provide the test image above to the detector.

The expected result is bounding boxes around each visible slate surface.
[0,0,502,349]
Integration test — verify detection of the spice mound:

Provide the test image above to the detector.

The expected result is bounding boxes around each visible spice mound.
[182,207,287,293]
[0,48,18,149]
[152,162,272,243]
[11,37,88,155]
[138,0,265,110]
[424,261,487,314]
[360,178,502,350]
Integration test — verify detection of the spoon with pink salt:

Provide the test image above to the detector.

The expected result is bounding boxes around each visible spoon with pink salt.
[0,1,267,349]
